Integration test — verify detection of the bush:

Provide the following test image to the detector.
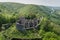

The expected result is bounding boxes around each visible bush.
[0,34,6,40]
[25,13,36,19]
[43,32,59,40]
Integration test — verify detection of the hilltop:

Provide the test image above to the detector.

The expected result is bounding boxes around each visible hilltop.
[0,2,60,40]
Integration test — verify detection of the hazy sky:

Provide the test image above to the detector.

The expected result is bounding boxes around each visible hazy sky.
[0,0,60,7]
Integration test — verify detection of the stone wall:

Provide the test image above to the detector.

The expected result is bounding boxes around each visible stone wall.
[16,17,40,31]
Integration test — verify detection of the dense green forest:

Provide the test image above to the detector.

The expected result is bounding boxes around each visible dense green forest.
[0,2,60,40]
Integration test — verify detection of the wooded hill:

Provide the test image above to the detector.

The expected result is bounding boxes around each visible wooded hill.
[0,2,60,40]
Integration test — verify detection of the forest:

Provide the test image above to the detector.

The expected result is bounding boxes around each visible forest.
[0,2,60,40]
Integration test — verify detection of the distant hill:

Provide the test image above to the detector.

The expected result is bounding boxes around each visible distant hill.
[0,2,26,14]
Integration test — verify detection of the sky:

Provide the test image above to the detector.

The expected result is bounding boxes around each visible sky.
[0,0,60,7]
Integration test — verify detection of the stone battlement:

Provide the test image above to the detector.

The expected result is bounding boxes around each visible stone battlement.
[16,17,40,32]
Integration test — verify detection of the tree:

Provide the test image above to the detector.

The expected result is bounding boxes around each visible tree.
[43,32,59,40]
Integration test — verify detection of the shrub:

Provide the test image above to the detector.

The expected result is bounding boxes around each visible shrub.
[43,32,59,40]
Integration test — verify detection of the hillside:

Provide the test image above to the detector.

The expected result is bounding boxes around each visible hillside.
[0,2,60,40]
